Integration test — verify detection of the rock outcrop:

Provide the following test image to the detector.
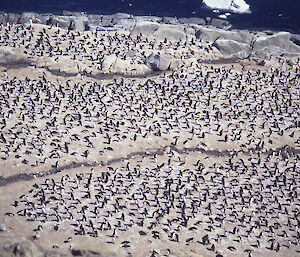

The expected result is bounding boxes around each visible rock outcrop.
[130,21,159,36]
[178,17,206,26]
[0,236,51,257]
[131,22,187,42]
[252,32,300,58]
[102,54,152,75]
[194,26,300,59]
[0,11,299,61]
[152,24,187,42]
[195,26,253,44]
[0,46,30,66]
[0,11,230,34]
[18,12,40,24]
[213,39,251,59]
[205,17,232,29]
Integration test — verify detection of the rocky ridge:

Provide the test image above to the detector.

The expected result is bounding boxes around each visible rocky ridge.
[0,11,299,63]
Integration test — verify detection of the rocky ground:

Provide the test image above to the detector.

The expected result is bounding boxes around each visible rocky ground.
[0,12,299,257]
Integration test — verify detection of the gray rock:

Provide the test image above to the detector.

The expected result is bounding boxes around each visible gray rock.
[62,11,86,16]
[46,16,71,29]
[87,14,134,29]
[112,13,132,19]
[86,15,105,28]
[98,16,117,27]
[290,34,300,47]
[131,22,187,41]
[161,17,178,24]
[115,18,136,30]
[135,15,162,23]
[130,21,160,36]
[178,17,205,25]
[195,26,253,44]
[0,224,6,232]
[0,46,30,65]
[213,39,251,58]
[101,54,150,75]
[6,13,21,24]
[71,248,104,256]
[0,13,9,24]
[125,50,136,58]
[35,13,53,24]
[71,248,117,257]
[206,17,232,29]
[0,236,118,257]
[254,32,300,53]
[0,236,42,257]
[0,13,20,24]
[152,24,186,42]
[68,17,88,31]
[145,54,170,71]
[100,14,136,30]
[18,12,38,24]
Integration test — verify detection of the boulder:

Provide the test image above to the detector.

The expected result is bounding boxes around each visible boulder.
[6,13,21,24]
[0,13,9,24]
[46,16,70,29]
[62,11,86,16]
[135,15,162,23]
[102,54,151,75]
[152,24,187,42]
[161,17,178,25]
[0,13,21,24]
[130,21,160,36]
[0,236,43,257]
[18,12,38,24]
[37,56,88,74]
[35,14,53,24]
[115,18,136,30]
[254,32,300,53]
[206,17,232,29]
[0,13,4,23]
[87,15,108,29]
[195,26,253,44]
[290,34,300,47]
[0,46,30,65]
[88,14,132,29]
[97,16,117,27]
[0,224,6,232]
[178,17,205,25]
[213,39,250,58]
[0,236,118,257]
[71,248,106,256]
[145,54,170,71]
[112,13,132,20]
[68,17,88,31]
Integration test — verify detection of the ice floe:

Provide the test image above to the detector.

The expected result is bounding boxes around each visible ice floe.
[203,0,251,14]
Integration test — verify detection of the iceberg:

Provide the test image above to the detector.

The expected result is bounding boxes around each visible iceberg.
[202,0,251,14]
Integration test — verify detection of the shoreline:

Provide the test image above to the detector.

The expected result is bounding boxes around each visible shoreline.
[0,10,299,34]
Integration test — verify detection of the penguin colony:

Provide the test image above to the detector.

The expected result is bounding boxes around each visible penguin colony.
[0,23,299,257]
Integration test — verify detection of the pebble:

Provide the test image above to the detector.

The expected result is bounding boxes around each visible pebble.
[0,224,7,232]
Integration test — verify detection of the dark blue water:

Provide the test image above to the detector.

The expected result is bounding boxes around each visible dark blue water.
[1,0,299,32]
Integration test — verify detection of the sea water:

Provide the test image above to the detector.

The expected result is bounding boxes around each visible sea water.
[0,0,299,32]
